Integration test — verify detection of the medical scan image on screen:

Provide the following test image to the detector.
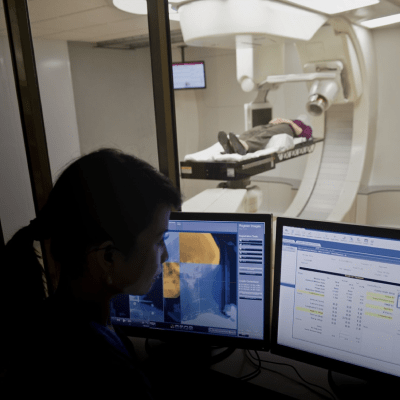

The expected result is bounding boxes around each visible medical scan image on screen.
[110,219,266,341]
[276,224,400,378]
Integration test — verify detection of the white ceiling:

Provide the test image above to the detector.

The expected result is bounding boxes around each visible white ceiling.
[0,0,181,43]
[1,0,400,46]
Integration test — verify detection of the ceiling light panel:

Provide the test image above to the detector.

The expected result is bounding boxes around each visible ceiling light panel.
[283,0,380,15]
[361,12,400,27]
[113,0,180,20]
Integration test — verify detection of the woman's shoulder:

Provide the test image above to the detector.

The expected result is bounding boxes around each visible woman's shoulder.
[5,290,156,398]
[9,296,148,387]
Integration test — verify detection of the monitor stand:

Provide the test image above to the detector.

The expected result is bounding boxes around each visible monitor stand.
[140,341,297,399]
[328,370,391,399]
[141,340,234,372]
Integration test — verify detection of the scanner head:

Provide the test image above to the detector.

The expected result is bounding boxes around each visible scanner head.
[306,79,340,116]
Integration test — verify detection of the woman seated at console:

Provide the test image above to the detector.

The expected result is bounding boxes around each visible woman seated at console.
[1,148,182,398]
[218,116,312,155]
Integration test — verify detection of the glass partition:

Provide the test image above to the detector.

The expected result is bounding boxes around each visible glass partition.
[2,0,179,294]
[25,0,171,181]
[0,1,37,244]
[170,1,310,216]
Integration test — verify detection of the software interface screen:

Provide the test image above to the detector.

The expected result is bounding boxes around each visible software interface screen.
[172,62,205,89]
[111,219,266,341]
[277,225,400,377]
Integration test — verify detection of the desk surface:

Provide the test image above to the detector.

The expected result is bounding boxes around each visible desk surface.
[132,338,341,400]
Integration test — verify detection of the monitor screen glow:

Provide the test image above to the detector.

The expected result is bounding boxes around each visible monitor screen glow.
[110,212,271,350]
[272,217,400,382]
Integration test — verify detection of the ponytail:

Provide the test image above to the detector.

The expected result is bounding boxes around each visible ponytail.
[2,222,47,303]
[1,222,48,374]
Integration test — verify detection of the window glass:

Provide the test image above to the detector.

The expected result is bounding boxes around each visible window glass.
[0,2,36,243]
[26,0,161,180]
[172,2,309,215]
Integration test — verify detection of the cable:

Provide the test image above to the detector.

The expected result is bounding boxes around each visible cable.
[327,369,342,399]
[239,349,262,381]
[245,350,336,400]
[144,339,335,399]
[246,350,336,400]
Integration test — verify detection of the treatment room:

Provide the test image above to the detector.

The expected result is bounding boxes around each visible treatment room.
[2,0,400,398]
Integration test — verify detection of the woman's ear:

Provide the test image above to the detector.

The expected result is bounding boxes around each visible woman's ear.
[93,240,115,268]
[104,246,114,263]
[92,240,116,286]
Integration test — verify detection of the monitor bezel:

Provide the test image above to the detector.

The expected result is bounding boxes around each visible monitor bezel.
[172,61,206,90]
[271,216,400,384]
[114,211,272,351]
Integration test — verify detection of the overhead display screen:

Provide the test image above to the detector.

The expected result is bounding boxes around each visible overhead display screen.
[172,62,206,90]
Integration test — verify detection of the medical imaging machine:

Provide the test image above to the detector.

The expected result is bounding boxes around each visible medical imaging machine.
[173,0,376,222]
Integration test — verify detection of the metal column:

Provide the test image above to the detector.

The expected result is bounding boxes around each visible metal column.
[3,0,56,294]
[147,0,181,192]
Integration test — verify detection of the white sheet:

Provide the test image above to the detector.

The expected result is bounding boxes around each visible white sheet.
[183,134,307,162]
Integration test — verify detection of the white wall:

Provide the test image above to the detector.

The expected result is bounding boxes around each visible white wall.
[366,191,400,228]
[368,27,400,187]
[0,37,82,243]
[67,41,159,169]
[0,33,82,243]
[0,36,36,243]
[355,26,400,228]
[33,40,81,181]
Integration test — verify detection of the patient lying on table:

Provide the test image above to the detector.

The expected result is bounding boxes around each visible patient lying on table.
[218,117,313,155]
[183,115,313,163]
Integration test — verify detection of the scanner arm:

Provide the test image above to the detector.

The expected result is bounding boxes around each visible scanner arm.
[255,61,345,116]
[249,71,340,114]
[258,71,337,91]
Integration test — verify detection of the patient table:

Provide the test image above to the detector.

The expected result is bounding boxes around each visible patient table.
[181,135,323,183]
[179,135,323,213]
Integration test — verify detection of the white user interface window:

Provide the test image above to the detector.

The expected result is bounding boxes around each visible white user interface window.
[277,226,400,377]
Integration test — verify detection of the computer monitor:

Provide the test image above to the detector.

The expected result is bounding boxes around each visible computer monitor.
[172,61,206,90]
[272,217,400,383]
[110,212,272,351]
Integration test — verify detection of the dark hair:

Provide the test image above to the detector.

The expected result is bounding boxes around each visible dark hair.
[0,148,181,379]
[2,148,182,300]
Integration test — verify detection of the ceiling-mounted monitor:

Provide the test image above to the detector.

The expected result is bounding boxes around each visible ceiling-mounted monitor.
[172,61,206,90]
